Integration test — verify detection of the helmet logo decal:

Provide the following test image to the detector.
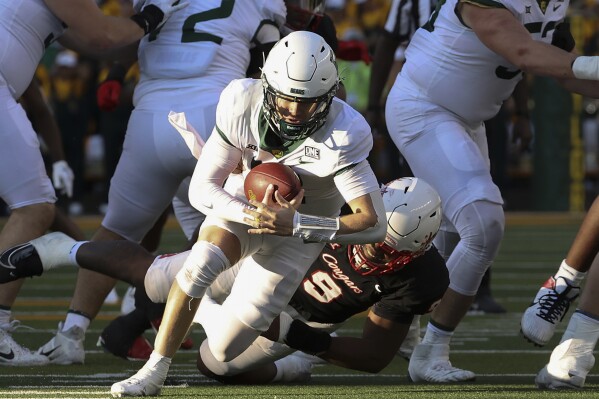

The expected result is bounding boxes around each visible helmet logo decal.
[271,149,284,158]
[290,88,305,95]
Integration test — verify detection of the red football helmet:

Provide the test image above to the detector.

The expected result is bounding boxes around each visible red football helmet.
[350,178,442,276]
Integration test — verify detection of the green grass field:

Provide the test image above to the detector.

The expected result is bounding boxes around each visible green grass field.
[1,213,598,398]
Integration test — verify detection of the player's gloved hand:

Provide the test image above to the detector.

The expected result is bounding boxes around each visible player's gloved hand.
[52,160,75,198]
[131,0,189,34]
[97,80,122,112]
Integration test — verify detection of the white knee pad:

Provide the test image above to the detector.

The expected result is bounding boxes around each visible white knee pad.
[446,200,505,295]
[175,241,230,298]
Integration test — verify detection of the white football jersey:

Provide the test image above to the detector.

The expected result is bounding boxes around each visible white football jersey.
[401,0,568,123]
[134,0,285,108]
[0,0,64,99]
[214,79,375,218]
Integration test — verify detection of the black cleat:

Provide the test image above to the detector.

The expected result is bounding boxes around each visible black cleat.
[0,243,43,283]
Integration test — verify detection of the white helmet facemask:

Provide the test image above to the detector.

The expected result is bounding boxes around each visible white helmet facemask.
[261,30,339,142]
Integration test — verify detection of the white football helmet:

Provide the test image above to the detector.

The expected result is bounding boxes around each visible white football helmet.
[351,177,442,276]
[261,30,339,141]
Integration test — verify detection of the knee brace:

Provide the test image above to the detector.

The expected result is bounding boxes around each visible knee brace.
[446,200,505,296]
[175,241,230,298]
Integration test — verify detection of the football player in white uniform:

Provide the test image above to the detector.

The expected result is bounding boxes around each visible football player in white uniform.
[111,30,385,396]
[0,0,185,366]
[37,0,287,366]
[384,0,599,383]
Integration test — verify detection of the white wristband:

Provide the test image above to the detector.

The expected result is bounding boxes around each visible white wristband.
[572,56,599,80]
[292,212,340,242]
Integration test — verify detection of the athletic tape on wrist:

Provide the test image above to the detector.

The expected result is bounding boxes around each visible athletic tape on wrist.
[572,56,599,81]
[292,212,339,242]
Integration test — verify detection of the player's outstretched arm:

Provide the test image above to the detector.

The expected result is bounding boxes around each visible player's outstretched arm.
[282,311,409,373]
[48,0,187,54]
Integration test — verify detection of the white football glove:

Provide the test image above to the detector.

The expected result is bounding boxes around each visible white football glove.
[52,160,74,198]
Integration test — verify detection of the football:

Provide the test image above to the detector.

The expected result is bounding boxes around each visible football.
[244,163,302,202]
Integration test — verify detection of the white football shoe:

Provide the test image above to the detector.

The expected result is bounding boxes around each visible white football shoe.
[408,343,476,383]
[521,276,580,346]
[535,338,595,389]
[273,353,314,383]
[111,356,171,397]
[0,321,49,366]
[37,322,85,365]
[398,316,421,360]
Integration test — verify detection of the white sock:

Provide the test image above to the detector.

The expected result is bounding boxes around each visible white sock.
[556,260,586,286]
[62,312,90,333]
[68,241,87,266]
[141,351,172,384]
[0,308,11,327]
[561,311,599,348]
[147,350,172,369]
[421,322,453,346]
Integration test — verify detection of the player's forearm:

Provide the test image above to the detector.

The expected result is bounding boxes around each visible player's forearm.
[319,337,394,373]
[557,77,599,98]
[189,139,250,225]
[45,0,145,52]
[332,191,386,245]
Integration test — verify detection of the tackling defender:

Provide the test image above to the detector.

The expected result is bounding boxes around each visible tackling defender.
[0,177,448,386]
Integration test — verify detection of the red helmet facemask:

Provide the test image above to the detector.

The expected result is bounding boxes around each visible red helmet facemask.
[348,243,417,276]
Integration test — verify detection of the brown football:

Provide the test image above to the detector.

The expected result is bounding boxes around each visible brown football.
[244,163,302,202]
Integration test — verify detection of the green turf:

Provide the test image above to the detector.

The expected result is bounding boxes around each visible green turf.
[1,213,597,398]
